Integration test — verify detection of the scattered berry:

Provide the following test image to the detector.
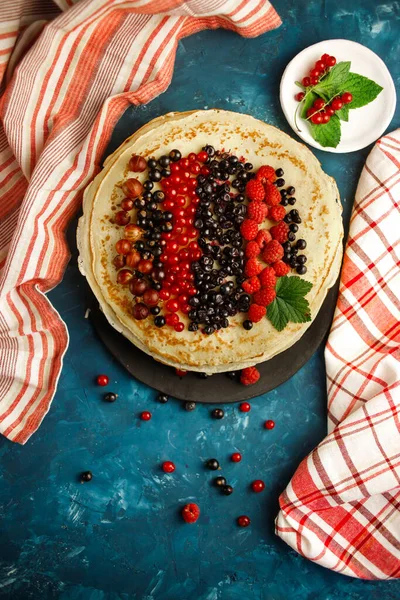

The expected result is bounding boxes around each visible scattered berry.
[253,287,276,307]
[259,267,277,288]
[80,471,93,483]
[157,393,168,403]
[256,165,276,184]
[214,476,227,487]
[222,485,234,496]
[206,458,220,470]
[264,183,281,206]
[272,260,291,277]
[269,205,286,222]
[242,276,261,294]
[175,369,187,377]
[240,366,261,385]
[240,219,259,241]
[247,201,268,224]
[184,401,196,411]
[270,222,289,243]
[212,408,224,420]
[245,257,264,277]
[248,304,266,323]
[245,240,261,258]
[262,240,284,264]
[246,179,265,202]
[182,503,200,523]
[237,515,251,527]
[162,461,176,473]
[104,392,117,402]
[251,480,265,493]
[231,452,242,463]
[255,229,272,248]
[264,419,275,430]
[239,402,251,412]
[140,411,152,421]
[96,374,109,386]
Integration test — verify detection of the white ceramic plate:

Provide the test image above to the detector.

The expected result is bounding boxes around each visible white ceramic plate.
[280,39,396,153]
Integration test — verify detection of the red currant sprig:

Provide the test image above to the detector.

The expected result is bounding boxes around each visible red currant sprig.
[305,92,353,125]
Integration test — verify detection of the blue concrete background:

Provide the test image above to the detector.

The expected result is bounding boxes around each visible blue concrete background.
[1,1,400,598]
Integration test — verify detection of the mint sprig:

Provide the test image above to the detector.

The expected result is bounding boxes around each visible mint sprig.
[267,276,313,332]
[294,61,383,148]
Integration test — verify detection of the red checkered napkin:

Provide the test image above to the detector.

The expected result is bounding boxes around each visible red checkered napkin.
[276,131,400,579]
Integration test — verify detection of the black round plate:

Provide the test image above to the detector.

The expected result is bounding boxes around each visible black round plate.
[88,281,338,403]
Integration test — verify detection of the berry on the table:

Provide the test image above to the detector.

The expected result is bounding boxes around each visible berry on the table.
[245,257,264,278]
[104,392,117,403]
[245,179,265,202]
[240,219,259,241]
[80,471,93,483]
[264,419,275,430]
[182,503,200,523]
[341,91,353,104]
[222,485,233,496]
[96,374,109,386]
[211,408,224,420]
[256,165,276,184]
[237,515,251,527]
[162,461,175,473]
[240,366,260,385]
[227,372,238,380]
[272,260,290,277]
[245,240,261,259]
[253,288,276,307]
[262,240,284,264]
[206,458,220,470]
[247,201,268,224]
[251,480,265,493]
[157,393,169,403]
[184,401,196,411]
[214,476,227,487]
[242,276,261,294]
[270,222,289,244]
[255,229,272,248]
[259,267,277,288]
[248,304,266,323]
[295,92,305,102]
[231,452,242,463]
[140,411,152,421]
[264,183,281,206]
[269,205,286,222]
[239,402,251,412]
[175,369,187,377]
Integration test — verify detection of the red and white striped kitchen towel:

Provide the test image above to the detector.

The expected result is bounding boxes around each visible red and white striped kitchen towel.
[0,0,280,444]
[276,131,400,579]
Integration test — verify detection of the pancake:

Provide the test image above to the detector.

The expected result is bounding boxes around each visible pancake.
[77,109,343,373]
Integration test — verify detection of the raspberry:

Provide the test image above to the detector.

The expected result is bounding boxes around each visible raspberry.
[247,201,268,224]
[245,240,260,258]
[245,179,265,202]
[240,366,261,385]
[262,240,284,264]
[256,165,276,184]
[259,267,277,288]
[182,503,200,523]
[269,205,286,222]
[248,304,266,322]
[245,257,264,277]
[253,287,276,306]
[270,221,289,243]
[264,183,281,206]
[255,229,272,248]
[240,219,259,241]
[272,260,290,276]
[242,276,261,294]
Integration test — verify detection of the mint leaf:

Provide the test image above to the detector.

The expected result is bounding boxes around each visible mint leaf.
[343,72,383,109]
[267,276,312,332]
[335,104,349,121]
[314,61,351,98]
[309,113,341,148]
[300,90,318,119]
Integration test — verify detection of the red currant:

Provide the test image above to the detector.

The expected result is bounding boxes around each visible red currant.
[140,411,152,421]
[175,369,187,377]
[196,151,208,163]
[341,92,353,104]
[313,98,325,110]
[96,374,109,386]
[231,452,242,463]
[295,92,305,102]
[159,289,170,300]
[162,461,175,473]
[321,112,330,124]
[264,420,275,430]
[326,55,336,67]
[331,97,343,111]
[315,60,326,71]
[306,108,316,118]
[302,76,311,87]
[310,76,319,85]
[174,322,184,332]
[239,402,251,412]
[166,299,179,312]
[311,113,323,124]
[190,163,201,175]
[200,166,210,176]
[237,515,251,528]
[170,163,180,174]
[321,53,330,62]
[309,68,320,78]
[325,106,335,116]
[188,152,197,162]
[251,479,265,493]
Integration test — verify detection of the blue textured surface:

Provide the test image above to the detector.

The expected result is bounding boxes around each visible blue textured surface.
[1,1,400,598]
